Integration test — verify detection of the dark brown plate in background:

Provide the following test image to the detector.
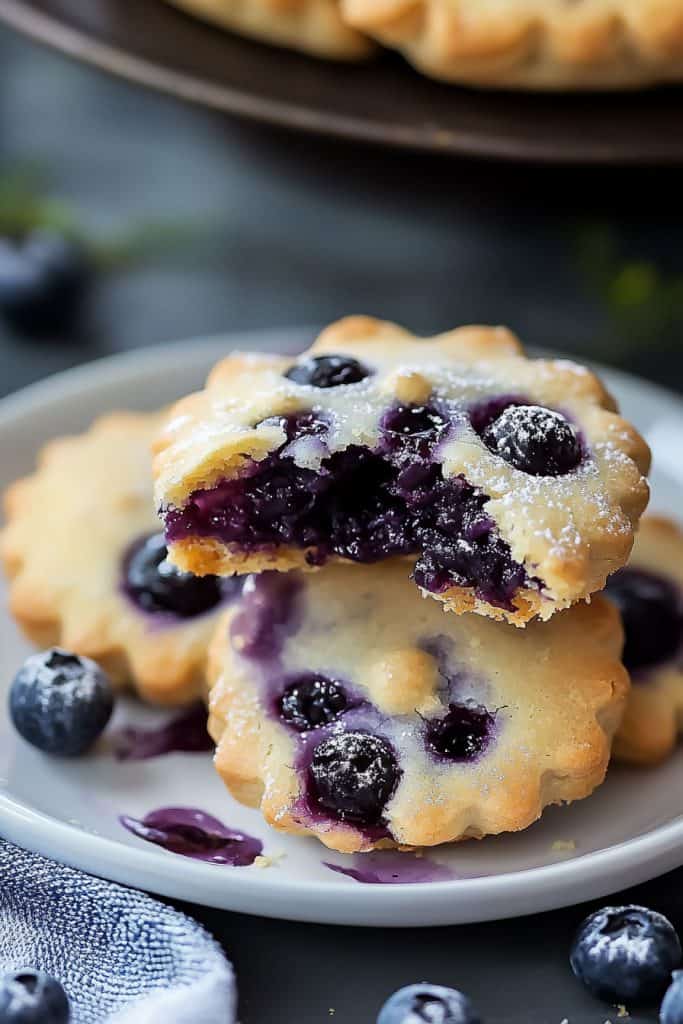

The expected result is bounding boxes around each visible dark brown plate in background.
[1,0,683,164]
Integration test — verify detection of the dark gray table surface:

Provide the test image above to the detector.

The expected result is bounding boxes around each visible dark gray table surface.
[1,23,682,1024]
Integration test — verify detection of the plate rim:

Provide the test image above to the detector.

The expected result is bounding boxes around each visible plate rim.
[2,0,683,165]
[2,333,683,926]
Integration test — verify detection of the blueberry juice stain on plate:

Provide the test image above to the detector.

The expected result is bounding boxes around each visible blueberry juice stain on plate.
[111,702,214,761]
[120,807,263,865]
[324,851,456,884]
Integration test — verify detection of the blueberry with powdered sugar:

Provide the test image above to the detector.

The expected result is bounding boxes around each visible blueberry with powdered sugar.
[481,404,581,476]
[377,983,481,1024]
[10,649,114,757]
[309,731,400,825]
[286,354,370,388]
[279,674,349,731]
[570,905,681,1005]
[0,968,70,1024]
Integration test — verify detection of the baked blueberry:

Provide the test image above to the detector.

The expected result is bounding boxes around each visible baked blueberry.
[309,732,399,825]
[0,968,70,1024]
[606,568,681,672]
[286,354,369,388]
[570,905,681,1005]
[9,648,114,756]
[661,971,683,1024]
[482,404,581,476]
[0,230,90,337]
[382,404,447,441]
[425,703,494,762]
[124,532,225,617]
[377,983,481,1024]
[279,674,348,731]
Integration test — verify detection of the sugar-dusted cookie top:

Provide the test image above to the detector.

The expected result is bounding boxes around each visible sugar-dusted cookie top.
[164,0,372,59]
[207,561,628,853]
[1,411,241,706]
[340,0,683,90]
[154,316,649,625]
[608,515,683,766]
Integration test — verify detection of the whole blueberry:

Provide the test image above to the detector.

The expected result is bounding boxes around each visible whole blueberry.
[570,905,681,1005]
[124,532,226,617]
[482,404,581,476]
[279,674,348,731]
[0,231,90,336]
[309,732,399,825]
[9,648,114,756]
[661,970,683,1024]
[285,354,369,388]
[425,703,494,762]
[377,983,481,1024]
[0,968,70,1023]
[606,568,681,672]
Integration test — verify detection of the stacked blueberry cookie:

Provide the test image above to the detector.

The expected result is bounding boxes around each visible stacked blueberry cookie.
[4,316,669,856]
[152,315,651,852]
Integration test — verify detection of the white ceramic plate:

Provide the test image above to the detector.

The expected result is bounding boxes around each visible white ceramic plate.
[1,330,683,928]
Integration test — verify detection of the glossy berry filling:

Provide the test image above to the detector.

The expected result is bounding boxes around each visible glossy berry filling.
[606,567,682,672]
[279,674,348,731]
[285,353,370,388]
[425,703,494,762]
[123,532,234,618]
[165,404,538,612]
[481,404,581,477]
[120,807,263,865]
[308,731,400,826]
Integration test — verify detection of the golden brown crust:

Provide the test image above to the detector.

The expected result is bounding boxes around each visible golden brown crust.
[164,0,373,58]
[339,0,683,89]
[612,515,683,766]
[208,564,629,852]
[155,316,650,626]
[1,411,226,706]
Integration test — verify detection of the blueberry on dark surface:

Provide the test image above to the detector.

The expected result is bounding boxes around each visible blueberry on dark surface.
[606,568,681,672]
[570,905,682,1005]
[661,971,683,1024]
[309,732,399,825]
[0,231,90,337]
[9,648,114,756]
[425,703,494,762]
[124,532,226,617]
[279,674,348,731]
[377,983,481,1024]
[0,968,70,1024]
[481,404,581,476]
[285,354,369,388]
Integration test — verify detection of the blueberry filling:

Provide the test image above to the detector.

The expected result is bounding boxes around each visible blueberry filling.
[165,403,539,611]
[285,354,370,388]
[424,703,494,762]
[606,567,682,672]
[481,404,581,477]
[120,807,263,865]
[123,532,233,618]
[308,732,399,826]
[279,673,348,731]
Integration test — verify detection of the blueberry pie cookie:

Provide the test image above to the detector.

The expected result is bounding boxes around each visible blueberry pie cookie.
[340,0,683,90]
[1,412,240,705]
[207,562,629,852]
[607,516,683,766]
[154,316,650,626]
[164,0,372,59]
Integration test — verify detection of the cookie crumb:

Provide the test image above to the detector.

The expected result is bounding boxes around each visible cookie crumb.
[253,852,286,869]
[551,839,576,852]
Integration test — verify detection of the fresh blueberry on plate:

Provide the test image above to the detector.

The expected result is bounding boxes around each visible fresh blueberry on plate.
[0,230,90,337]
[9,648,114,756]
[482,404,581,476]
[285,354,369,388]
[570,905,681,1004]
[661,970,683,1023]
[0,968,70,1024]
[377,983,481,1024]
